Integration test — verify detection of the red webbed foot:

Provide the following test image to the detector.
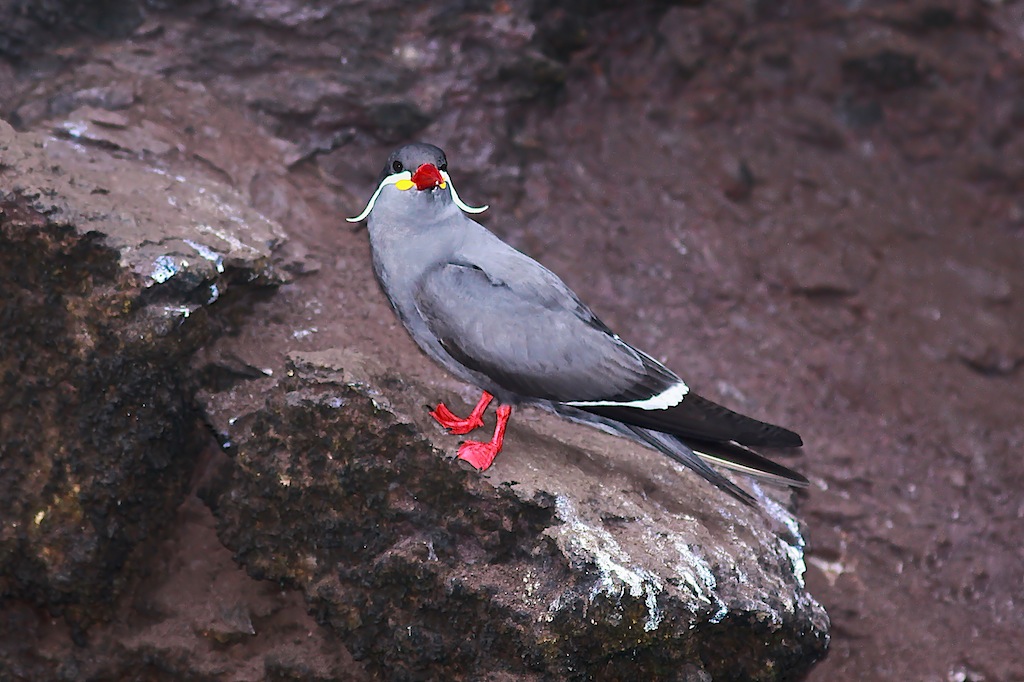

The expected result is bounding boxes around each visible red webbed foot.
[430,391,492,435]
[457,405,512,471]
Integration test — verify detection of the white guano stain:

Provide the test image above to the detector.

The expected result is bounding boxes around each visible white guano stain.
[149,255,181,283]
[671,539,728,624]
[183,239,225,273]
[754,484,808,589]
[162,304,194,318]
[552,495,664,632]
[193,223,263,256]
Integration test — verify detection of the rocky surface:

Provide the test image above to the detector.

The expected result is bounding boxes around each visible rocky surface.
[2,0,1024,680]
[0,119,282,633]
[199,348,825,679]
[0,4,828,678]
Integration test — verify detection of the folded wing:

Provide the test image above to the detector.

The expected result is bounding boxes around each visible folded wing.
[414,250,806,494]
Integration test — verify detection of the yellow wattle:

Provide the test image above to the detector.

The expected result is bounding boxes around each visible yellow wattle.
[395,178,415,191]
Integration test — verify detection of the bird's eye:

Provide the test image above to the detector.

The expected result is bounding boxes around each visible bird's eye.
[438,162,447,172]
[392,160,404,173]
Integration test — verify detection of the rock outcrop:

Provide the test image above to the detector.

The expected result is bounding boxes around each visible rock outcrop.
[202,348,827,680]
[0,119,284,630]
[0,115,826,679]
[0,0,843,678]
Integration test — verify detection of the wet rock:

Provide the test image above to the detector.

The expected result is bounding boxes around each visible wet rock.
[0,493,371,681]
[200,349,828,680]
[0,118,284,628]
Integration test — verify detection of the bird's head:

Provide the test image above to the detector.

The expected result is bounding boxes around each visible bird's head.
[347,143,488,223]
[378,143,448,190]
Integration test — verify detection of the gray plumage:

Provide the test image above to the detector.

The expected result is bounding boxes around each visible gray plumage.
[353,143,807,505]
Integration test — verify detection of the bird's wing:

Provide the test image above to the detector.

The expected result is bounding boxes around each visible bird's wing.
[414,246,802,450]
[414,253,675,403]
[577,394,802,448]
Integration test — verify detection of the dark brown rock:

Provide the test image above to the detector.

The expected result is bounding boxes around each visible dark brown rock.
[0,0,143,59]
[198,349,827,681]
[3,0,1023,680]
[0,119,283,630]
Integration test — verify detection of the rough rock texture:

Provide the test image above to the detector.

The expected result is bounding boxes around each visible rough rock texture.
[2,0,1024,680]
[200,349,825,680]
[0,7,828,674]
[0,118,283,630]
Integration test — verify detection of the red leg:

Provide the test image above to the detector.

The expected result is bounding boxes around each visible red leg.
[430,391,492,435]
[457,405,512,471]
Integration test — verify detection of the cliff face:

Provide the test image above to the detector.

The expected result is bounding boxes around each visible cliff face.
[0,116,825,680]
[0,119,283,629]
[2,1,1023,681]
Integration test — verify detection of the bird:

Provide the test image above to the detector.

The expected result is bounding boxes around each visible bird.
[348,142,808,505]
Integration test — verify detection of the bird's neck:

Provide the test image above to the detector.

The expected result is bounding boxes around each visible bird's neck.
[368,194,463,245]
[368,197,468,290]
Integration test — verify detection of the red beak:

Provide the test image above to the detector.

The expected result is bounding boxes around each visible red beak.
[411,163,444,190]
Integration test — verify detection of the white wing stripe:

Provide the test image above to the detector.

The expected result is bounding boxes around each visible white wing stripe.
[565,381,689,410]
